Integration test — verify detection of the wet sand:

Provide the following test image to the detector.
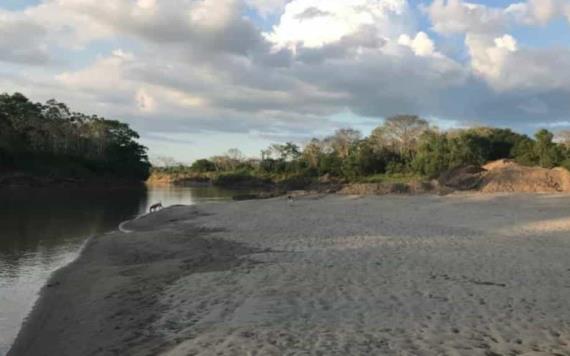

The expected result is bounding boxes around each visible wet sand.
[9,194,570,355]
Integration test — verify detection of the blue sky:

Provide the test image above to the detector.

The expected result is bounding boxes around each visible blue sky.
[0,0,41,10]
[2,0,570,163]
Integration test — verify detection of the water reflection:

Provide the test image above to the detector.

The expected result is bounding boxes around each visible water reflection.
[0,184,240,354]
[144,185,239,210]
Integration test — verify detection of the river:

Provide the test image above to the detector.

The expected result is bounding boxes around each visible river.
[0,185,242,355]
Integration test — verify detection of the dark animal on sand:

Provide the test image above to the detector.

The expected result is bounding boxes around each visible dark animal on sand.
[149,202,163,213]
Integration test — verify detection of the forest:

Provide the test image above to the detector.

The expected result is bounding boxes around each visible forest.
[155,115,570,186]
[4,91,570,187]
[0,93,150,182]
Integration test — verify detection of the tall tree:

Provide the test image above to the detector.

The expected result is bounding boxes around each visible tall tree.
[370,115,429,157]
[0,92,150,180]
[302,138,323,169]
[327,128,362,159]
[534,129,562,168]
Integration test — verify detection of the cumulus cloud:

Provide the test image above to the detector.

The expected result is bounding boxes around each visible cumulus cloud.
[507,0,570,25]
[0,12,50,64]
[398,32,437,57]
[465,33,516,86]
[266,0,411,49]
[426,0,570,97]
[26,0,460,123]
[427,0,570,35]
[426,0,507,35]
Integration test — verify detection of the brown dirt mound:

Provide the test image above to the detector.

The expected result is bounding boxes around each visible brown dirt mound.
[439,161,570,193]
[482,159,517,171]
[438,165,486,191]
[480,164,570,193]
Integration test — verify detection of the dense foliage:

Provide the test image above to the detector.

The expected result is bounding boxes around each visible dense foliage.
[0,93,150,181]
[156,115,570,185]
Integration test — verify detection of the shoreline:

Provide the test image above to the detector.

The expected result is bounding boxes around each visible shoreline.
[9,194,570,355]
[8,205,260,356]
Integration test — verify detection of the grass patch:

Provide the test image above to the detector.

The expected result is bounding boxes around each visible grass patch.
[358,173,423,184]
[212,171,272,188]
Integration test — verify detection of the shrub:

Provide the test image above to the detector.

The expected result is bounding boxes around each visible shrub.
[191,159,217,172]
[212,171,271,188]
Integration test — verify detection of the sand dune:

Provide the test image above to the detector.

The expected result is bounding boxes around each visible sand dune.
[10,194,570,355]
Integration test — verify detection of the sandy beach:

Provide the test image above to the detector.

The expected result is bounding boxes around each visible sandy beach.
[9,194,570,356]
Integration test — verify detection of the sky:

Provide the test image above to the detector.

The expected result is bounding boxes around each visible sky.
[2,0,570,163]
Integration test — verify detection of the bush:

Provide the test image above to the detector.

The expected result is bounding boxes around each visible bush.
[191,159,216,172]
[560,159,570,172]
[277,174,315,190]
[386,161,409,175]
[212,171,272,188]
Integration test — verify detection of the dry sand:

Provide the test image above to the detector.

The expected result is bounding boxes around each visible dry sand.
[9,194,570,355]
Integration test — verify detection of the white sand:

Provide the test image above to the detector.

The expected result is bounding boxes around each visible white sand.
[146,194,570,355]
[15,193,567,355]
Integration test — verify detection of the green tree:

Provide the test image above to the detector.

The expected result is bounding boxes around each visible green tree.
[485,128,526,160]
[448,132,490,167]
[534,129,562,168]
[412,131,451,177]
[342,139,388,178]
[318,152,343,176]
[191,159,217,172]
[0,92,150,180]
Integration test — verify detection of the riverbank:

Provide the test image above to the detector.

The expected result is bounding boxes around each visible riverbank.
[9,194,570,355]
[8,205,260,356]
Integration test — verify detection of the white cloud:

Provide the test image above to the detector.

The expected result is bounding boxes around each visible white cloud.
[57,50,134,92]
[189,0,237,30]
[466,33,516,86]
[137,0,156,10]
[398,32,436,57]
[428,0,570,35]
[24,2,113,48]
[466,32,570,93]
[494,34,517,52]
[266,0,411,49]
[0,11,50,64]
[426,0,570,95]
[507,0,570,25]
[426,0,506,35]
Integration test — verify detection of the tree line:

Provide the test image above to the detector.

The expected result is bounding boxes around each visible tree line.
[0,93,150,181]
[164,115,570,182]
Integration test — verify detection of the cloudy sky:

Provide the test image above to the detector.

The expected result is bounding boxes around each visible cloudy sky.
[2,0,570,162]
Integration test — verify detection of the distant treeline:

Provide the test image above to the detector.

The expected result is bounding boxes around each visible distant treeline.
[0,93,150,181]
[155,115,570,184]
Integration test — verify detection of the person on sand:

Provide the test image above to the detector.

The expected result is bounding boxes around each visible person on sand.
[288,195,294,206]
